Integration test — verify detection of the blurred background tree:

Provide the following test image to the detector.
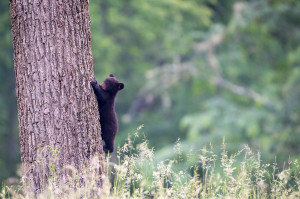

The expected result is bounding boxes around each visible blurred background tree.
[1,0,300,183]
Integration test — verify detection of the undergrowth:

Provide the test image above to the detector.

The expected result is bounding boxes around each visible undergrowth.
[1,125,300,198]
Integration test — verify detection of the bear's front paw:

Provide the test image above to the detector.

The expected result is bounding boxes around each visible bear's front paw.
[90,79,97,87]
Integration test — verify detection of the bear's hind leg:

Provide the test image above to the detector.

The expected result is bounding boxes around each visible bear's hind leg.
[103,140,114,153]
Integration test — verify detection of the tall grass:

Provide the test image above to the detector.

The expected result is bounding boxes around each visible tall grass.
[1,126,300,198]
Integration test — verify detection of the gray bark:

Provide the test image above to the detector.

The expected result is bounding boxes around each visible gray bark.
[9,0,103,193]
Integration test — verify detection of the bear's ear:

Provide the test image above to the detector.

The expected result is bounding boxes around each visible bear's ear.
[109,74,114,77]
[118,83,124,90]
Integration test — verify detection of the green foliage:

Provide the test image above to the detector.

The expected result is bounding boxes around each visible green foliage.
[88,0,300,166]
[0,0,19,183]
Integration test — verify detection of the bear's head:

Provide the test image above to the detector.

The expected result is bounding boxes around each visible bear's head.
[100,74,124,94]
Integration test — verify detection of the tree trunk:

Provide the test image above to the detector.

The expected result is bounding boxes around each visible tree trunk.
[9,0,103,193]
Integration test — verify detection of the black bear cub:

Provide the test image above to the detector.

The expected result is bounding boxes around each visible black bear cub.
[91,74,124,153]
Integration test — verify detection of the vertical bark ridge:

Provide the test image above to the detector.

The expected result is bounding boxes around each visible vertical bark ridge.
[10,0,103,193]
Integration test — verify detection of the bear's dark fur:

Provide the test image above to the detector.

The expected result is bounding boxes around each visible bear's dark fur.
[91,74,124,153]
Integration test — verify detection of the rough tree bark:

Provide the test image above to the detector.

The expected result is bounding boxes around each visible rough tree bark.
[9,0,103,193]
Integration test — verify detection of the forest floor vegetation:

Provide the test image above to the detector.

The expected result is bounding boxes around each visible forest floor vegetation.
[1,126,300,199]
